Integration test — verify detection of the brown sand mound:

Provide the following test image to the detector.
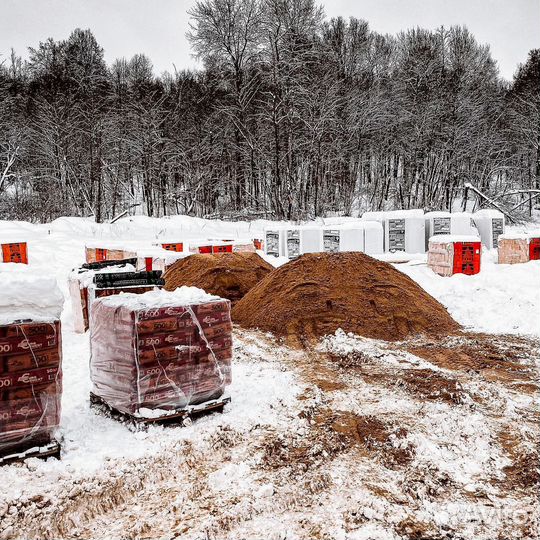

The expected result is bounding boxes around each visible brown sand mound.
[232,252,460,344]
[163,252,273,305]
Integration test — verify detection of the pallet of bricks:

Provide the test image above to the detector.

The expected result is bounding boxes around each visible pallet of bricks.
[85,243,137,264]
[427,235,482,276]
[188,239,257,254]
[498,232,540,264]
[69,260,164,333]
[89,288,232,420]
[0,241,28,264]
[0,274,63,463]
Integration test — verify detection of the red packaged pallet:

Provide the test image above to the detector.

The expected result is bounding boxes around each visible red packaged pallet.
[427,235,482,276]
[90,287,233,416]
[85,243,137,264]
[497,233,540,264]
[0,273,63,459]
[1,242,28,264]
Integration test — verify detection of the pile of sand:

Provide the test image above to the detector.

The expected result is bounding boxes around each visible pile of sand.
[232,252,460,344]
[163,252,274,305]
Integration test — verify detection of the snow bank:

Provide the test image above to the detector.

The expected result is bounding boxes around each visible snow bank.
[0,268,63,324]
[473,209,505,219]
[398,250,540,336]
[136,247,187,263]
[499,231,540,240]
[96,285,221,310]
[428,234,481,243]
[362,209,425,220]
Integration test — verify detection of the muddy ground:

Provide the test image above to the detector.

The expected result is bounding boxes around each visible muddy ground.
[1,327,538,540]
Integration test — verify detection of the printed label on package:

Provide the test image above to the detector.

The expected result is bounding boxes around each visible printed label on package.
[323,230,340,253]
[492,218,504,247]
[388,219,405,251]
[287,230,300,259]
[266,231,280,257]
[433,217,451,235]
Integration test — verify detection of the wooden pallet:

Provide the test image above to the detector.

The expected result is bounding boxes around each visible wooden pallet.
[0,439,61,466]
[90,392,231,427]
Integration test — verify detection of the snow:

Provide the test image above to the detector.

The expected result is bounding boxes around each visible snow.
[397,246,540,336]
[258,250,289,267]
[0,215,538,539]
[428,234,481,243]
[424,211,452,217]
[0,326,302,483]
[322,220,380,232]
[0,269,63,325]
[362,209,425,220]
[95,285,221,309]
[84,240,136,250]
[137,247,187,260]
[499,231,540,240]
[473,209,505,219]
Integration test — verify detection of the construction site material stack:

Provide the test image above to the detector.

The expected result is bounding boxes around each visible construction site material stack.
[424,212,479,249]
[472,210,505,249]
[0,273,63,459]
[89,288,233,416]
[85,243,137,264]
[362,210,426,253]
[498,232,540,264]
[427,235,482,276]
[69,261,163,334]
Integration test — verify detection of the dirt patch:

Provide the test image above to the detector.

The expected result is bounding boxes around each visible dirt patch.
[260,407,414,474]
[395,517,439,540]
[404,333,540,391]
[316,410,414,468]
[497,429,540,493]
[164,252,273,305]
[396,369,465,404]
[232,252,460,346]
[502,453,540,491]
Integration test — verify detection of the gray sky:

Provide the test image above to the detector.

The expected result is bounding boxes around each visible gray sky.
[1,0,539,80]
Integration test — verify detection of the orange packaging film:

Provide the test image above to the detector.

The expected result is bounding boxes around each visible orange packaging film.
[90,295,232,415]
[161,243,184,252]
[1,243,28,264]
[0,320,62,455]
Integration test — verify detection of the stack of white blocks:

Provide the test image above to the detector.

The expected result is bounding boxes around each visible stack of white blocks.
[263,208,505,259]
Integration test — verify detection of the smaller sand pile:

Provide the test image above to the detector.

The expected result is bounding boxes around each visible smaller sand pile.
[232,252,460,345]
[163,252,273,305]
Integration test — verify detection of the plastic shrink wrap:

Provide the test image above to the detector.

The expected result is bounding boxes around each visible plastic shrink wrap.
[0,271,63,456]
[69,265,162,333]
[90,288,232,416]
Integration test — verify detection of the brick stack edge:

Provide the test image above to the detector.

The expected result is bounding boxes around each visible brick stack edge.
[427,240,454,276]
[0,321,62,454]
[90,298,233,414]
[498,237,540,264]
[85,247,137,264]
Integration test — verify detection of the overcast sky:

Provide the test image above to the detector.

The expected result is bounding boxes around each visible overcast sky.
[1,0,538,80]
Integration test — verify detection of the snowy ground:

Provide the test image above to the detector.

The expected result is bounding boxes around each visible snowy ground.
[0,216,539,540]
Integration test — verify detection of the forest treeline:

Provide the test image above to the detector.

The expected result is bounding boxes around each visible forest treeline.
[0,0,539,222]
